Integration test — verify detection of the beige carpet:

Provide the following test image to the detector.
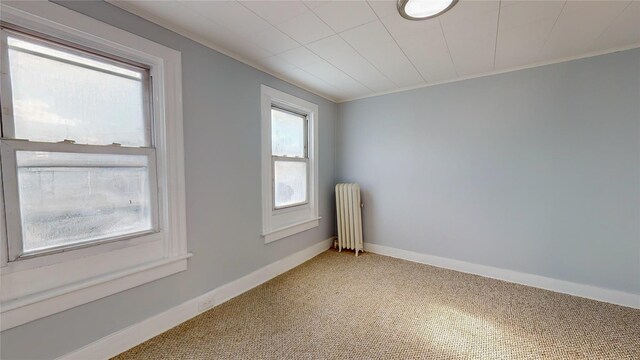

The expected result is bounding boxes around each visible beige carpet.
[113,249,640,359]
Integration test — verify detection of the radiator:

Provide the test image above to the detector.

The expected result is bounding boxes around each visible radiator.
[335,183,363,256]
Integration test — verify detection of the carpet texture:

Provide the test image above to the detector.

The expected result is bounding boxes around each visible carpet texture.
[113,249,640,359]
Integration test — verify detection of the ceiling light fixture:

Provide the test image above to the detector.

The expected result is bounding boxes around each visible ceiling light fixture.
[397,0,458,20]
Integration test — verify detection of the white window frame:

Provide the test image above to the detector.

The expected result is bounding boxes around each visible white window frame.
[261,85,319,244]
[271,105,309,210]
[0,24,160,262]
[0,1,189,331]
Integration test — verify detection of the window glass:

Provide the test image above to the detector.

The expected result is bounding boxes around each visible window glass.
[6,34,149,146]
[16,151,153,253]
[271,108,305,157]
[274,160,307,208]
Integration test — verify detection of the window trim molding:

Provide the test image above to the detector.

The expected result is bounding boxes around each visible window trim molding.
[1,254,191,332]
[262,218,320,244]
[260,85,319,244]
[0,1,188,331]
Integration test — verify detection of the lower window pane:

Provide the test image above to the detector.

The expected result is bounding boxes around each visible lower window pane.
[16,151,153,253]
[274,160,307,208]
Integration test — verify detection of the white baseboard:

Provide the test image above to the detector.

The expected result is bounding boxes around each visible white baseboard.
[60,237,334,360]
[364,243,639,309]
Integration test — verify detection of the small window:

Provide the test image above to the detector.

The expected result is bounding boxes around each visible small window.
[0,27,157,260]
[271,107,308,209]
[261,85,319,243]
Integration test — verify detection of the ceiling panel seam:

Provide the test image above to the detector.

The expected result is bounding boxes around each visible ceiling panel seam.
[295,2,376,92]
[492,0,502,70]
[438,18,459,77]
[287,1,374,91]
[108,1,340,102]
[585,0,634,51]
[234,1,303,55]
[300,43,374,93]
[536,0,568,60]
[305,3,400,89]
[364,0,429,84]
[236,0,356,98]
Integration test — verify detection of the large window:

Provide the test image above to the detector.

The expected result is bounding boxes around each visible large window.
[1,27,158,260]
[261,85,319,243]
[0,1,187,332]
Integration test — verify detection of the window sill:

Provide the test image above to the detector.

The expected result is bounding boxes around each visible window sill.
[0,253,192,331]
[263,217,321,244]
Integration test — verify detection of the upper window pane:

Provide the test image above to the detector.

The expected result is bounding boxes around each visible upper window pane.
[4,32,150,147]
[16,151,153,254]
[271,108,305,157]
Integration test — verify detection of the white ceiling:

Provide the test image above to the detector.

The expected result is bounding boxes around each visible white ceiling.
[110,0,640,102]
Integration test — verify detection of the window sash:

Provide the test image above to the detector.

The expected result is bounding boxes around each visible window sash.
[270,105,309,210]
[271,156,309,210]
[270,105,308,159]
[0,139,160,261]
[0,25,153,145]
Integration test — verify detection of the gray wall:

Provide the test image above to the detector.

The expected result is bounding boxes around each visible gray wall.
[0,1,337,359]
[337,48,640,295]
